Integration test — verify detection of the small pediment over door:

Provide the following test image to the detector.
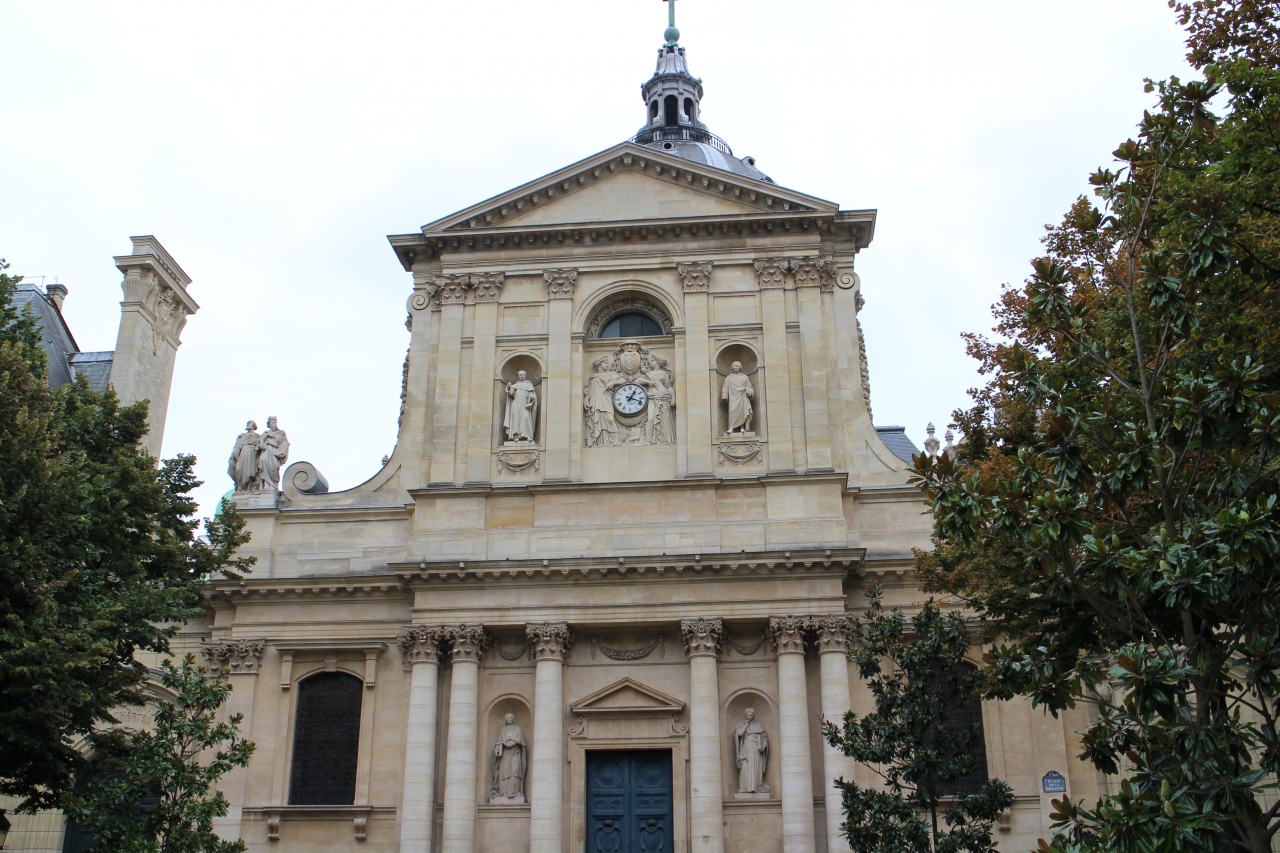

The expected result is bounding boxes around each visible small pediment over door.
[571,677,686,717]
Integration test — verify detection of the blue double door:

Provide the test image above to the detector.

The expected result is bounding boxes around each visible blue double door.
[586,750,674,853]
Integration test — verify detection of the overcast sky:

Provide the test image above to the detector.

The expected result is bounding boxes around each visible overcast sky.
[1,1,1194,519]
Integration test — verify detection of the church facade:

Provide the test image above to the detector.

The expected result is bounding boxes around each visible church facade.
[186,28,1103,853]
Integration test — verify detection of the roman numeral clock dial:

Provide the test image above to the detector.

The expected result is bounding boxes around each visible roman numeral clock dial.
[613,382,648,415]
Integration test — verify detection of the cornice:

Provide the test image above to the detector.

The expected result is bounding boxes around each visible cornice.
[204,547,865,601]
[389,209,872,272]
[408,470,850,500]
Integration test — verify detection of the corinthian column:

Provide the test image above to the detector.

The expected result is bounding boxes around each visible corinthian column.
[527,622,573,853]
[812,616,854,853]
[770,616,816,853]
[398,626,445,853]
[440,625,491,853]
[681,617,725,853]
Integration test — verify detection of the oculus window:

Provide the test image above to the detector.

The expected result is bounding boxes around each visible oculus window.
[599,312,663,339]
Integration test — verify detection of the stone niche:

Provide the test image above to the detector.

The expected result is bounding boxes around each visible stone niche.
[721,689,780,799]
[475,694,533,853]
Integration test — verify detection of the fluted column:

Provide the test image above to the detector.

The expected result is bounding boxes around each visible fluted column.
[440,625,491,853]
[770,616,816,853]
[398,627,446,853]
[813,616,854,853]
[681,617,725,853]
[528,622,573,853]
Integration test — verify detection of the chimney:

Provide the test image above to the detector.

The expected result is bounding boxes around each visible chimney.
[45,283,67,312]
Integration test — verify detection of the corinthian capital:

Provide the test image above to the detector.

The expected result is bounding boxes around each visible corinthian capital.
[680,617,724,658]
[543,268,579,299]
[526,622,574,661]
[434,274,471,305]
[810,615,851,654]
[677,262,713,292]
[445,624,492,663]
[768,616,809,656]
[753,258,788,288]
[202,639,266,674]
[470,272,505,302]
[398,625,447,665]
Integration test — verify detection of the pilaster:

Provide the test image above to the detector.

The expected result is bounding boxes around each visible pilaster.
[679,263,714,476]
[755,258,795,472]
[791,258,833,472]
[465,273,504,483]
[543,269,577,481]
[430,276,470,485]
[203,640,264,842]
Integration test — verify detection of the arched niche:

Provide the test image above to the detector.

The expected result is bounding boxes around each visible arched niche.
[481,694,533,805]
[722,688,779,799]
[495,352,545,446]
[712,341,764,439]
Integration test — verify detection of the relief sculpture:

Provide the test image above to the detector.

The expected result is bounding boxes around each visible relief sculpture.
[583,341,676,447]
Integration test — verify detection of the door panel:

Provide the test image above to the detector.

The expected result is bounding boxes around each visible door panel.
[586,750,673,853]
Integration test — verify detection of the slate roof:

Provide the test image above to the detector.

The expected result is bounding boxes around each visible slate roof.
[875,425,920,464]
[12,283,78,388]
[69,351,114,393]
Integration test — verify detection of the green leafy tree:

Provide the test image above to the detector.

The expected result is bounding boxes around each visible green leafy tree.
[0,263,254,810]
[822,584,1014,853]
[64,654,255,853]
[913,2,1280,851]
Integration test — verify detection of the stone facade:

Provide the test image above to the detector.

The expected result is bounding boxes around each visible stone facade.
[40,32,1101,853]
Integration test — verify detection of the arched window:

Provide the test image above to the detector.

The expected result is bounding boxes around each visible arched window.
[664,95,679,127]
[289,672,363,805]
[683,97,694,122]
[650,100,659,121]
[599,312,663,339]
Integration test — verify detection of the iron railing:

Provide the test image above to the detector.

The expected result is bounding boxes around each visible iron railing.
[630,125,733,156]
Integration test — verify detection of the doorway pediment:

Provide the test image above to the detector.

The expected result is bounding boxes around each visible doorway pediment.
[571,677,686,716]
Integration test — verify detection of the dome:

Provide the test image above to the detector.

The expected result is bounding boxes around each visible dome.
[638,138,773,183]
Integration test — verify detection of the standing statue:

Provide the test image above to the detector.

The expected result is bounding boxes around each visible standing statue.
[642,357,676,445]
[503,370,538,442]
[734,708,770,793]
[227,421,261,492]
[490,713,527,802]
[722,361,755,435]
[255,416,290,492]
[583,357,621,448]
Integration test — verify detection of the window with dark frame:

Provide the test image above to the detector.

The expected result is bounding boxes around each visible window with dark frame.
[288,672,363,806]
[599,312,663,339]
[931,660,989,796]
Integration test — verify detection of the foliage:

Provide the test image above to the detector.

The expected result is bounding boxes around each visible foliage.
[0,264,254,810]
[63,655,255,853]
[912,2,1280,850]
[822,584,1014,853]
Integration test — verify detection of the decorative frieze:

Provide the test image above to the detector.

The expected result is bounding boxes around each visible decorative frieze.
[445,624,491,663]
[680,617,724,658]
[810,615,851,654]
[543,268,578,299]
[718,441,763,466]
[768,616,808,655]
[202,638,266,674]
[470,272,505,302]
[589,634,668,661]
[677,261,714,292]
[753,258,789,288]
[496,447,540,475]
[398,625,446,665]
[526,622,573,661]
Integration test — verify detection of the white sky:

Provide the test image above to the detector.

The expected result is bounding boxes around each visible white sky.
[1,1,1193,520]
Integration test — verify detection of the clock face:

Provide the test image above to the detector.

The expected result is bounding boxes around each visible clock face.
[613,382,648,415]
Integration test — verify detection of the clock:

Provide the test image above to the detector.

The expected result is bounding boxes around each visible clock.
[613,382,648,415]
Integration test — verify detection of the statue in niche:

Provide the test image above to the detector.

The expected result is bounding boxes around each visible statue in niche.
[734,708,770,793]
[641,357,676,445]
[583,357,621,448]
[721,361,755,435]
[490,713,527,802]
[254,416,289,492]
[503,370,538,442]
[227,421,261,492]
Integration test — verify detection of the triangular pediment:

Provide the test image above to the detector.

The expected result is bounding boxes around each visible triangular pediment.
[421,142,836,234]
[570,677,686,716]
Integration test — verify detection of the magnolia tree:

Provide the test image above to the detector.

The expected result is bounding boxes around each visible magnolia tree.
[913,2,1280,851]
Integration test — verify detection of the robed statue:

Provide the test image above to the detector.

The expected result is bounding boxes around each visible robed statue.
[255,416,289,491]
[490,713,527,802]
[228,421,261,492]
[734,708,770,793]
[722,361,754,435]
[583,357,621,448]
[503,370,538,442]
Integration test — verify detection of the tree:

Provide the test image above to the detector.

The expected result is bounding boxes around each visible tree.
[0,264,254,810]
[822,584,1014,853]
[64,654,255,853]
[912,2,1280,850]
